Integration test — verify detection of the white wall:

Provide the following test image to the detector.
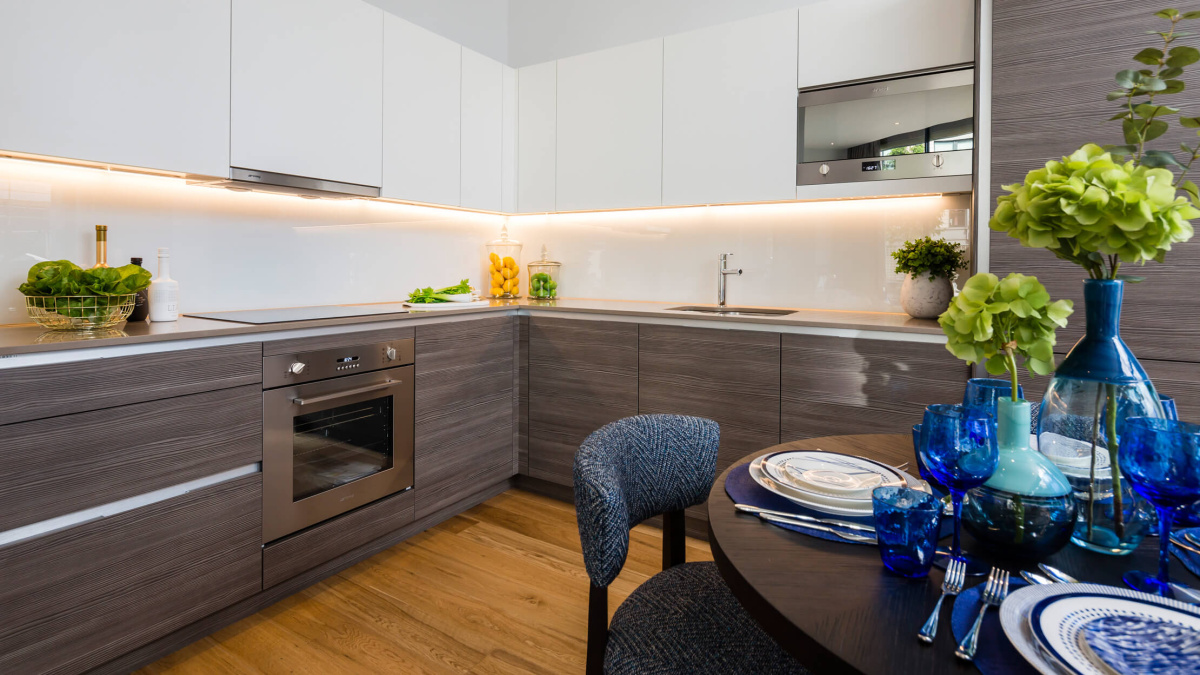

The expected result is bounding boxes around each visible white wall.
[506,0,823,67]
[364,0,509,63]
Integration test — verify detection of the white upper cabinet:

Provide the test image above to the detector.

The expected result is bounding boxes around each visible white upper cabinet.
[797,0,974,88]
[662,10,799,206]
[555,39,664,212]
[460,49,504,212]
[0,0,230,177]
[501,66,519,213]
[382,15,461,204]
[232,0,383,187]
[517,62,557,213]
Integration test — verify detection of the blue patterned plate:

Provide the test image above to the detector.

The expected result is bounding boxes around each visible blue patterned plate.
[1082,615,1200,675]
[1029,590,1200,675]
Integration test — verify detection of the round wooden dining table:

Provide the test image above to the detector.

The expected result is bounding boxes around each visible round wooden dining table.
[706,434,1200,675]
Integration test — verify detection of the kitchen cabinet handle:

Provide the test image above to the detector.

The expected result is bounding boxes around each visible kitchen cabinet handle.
[292,381,397,407]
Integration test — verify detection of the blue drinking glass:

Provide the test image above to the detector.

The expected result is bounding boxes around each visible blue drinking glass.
[912,423,948,494]
[1161,395,1179,422]
[872,486,941,578]
[920,404,998,576]
[963,378,1024,416]
[1119,417,1200,598]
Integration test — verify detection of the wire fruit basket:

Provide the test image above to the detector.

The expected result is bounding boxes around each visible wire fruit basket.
[25,295,136,331]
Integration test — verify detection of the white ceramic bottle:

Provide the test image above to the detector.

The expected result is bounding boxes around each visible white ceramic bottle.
[148,247,179,322]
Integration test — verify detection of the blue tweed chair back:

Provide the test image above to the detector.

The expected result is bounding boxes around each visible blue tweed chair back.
[573,414,720,588]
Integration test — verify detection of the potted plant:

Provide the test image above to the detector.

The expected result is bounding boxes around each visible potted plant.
[891,236,967,318]
[939,272,1078,558]
[989,9,1199,554]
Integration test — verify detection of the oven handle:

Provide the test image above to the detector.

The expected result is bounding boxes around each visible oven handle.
[292,380,398,407]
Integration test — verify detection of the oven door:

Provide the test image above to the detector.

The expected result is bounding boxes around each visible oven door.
[263,366,414,543]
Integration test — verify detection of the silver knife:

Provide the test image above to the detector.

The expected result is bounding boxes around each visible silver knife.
[734,504,875,533]
[757,512,877,544]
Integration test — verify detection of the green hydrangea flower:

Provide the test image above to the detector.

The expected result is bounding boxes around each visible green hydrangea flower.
[991,143,1197,269]
[939,273,1073,382]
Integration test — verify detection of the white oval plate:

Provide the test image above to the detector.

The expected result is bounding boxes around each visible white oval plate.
[749,453,916,517]
[762,451,905,503]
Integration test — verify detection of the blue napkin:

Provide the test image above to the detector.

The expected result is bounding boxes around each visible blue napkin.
[724,462,952,544]
[950,579,1037,675]
[1173,527,1200,578]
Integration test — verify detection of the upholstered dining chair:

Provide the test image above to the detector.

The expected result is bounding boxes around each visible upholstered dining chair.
[573,414,807,675]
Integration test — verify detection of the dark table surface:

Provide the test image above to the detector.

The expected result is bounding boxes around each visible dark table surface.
[706,434,1200,675]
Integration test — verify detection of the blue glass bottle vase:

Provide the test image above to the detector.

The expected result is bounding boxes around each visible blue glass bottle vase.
[963,397,1076,559]
[1037,280,1159,555]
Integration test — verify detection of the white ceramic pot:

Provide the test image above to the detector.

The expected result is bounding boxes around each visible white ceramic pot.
[900,273,953,319]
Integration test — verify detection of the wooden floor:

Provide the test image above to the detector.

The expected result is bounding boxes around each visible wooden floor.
[138,489,713,675]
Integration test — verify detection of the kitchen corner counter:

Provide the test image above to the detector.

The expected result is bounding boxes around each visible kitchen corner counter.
[0,298,942,360]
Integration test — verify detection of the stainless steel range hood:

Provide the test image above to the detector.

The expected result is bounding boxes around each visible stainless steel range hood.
[186,167,380,199]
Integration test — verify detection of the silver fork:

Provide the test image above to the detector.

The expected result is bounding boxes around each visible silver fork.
[918,557,966,643]
[956,567,1010,661]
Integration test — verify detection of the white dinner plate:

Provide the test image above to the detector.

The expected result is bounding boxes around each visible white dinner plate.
[1000,583,1200,675]
[748,451,916,517]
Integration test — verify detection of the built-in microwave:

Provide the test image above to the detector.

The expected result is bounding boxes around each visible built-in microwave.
[796,66,974,197]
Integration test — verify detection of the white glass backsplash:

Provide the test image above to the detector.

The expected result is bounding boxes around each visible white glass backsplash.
[0,157,971,324]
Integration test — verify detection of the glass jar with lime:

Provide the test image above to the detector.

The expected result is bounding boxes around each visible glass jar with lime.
[528,245,561,300]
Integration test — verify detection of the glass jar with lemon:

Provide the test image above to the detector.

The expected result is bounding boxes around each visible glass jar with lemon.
[486,226,522,298]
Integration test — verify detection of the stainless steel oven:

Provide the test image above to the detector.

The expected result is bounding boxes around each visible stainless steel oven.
[262,338,414,543]
[796,66,974,190]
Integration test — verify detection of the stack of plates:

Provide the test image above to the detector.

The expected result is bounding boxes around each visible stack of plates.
[1001,582,1200,674]
[748,450,916,516]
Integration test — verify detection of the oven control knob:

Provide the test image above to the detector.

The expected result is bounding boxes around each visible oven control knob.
[818,163,831,176]
[384,346,398,361]
[932,153,945,168]
[287,362,306,376]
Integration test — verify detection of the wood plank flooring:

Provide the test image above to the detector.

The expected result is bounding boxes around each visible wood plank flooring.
[137,489,713,675]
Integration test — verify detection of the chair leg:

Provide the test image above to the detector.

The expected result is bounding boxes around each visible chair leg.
[662,509,686,569]
[586,583,608,675]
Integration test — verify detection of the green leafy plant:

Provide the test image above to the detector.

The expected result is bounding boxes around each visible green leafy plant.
[407,279,472,303]
[939,273,1074,401]
[891,236,968,281]
[18,260,151,297]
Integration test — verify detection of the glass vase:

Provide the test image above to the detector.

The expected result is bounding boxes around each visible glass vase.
[1037,279,1161,555]
[963,398,1076,559]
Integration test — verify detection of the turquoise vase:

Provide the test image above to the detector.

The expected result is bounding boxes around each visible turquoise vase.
[1037,279,1159,555]
[963,397,1077,559]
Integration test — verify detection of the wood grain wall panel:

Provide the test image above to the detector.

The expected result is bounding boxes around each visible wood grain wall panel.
[262,326,415,356]
[517,315,528,474]
[0,474,261,675]
[414,317,515,519]
[991,0,1200,361]
[263,488,414,588]
[526,317,639,486]
[638,324,781,475]
[0,385,261,532]
[0,342,262,425]
[781,335,969,441]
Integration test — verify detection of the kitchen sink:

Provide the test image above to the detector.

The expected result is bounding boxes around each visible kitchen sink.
[668,305,796,317]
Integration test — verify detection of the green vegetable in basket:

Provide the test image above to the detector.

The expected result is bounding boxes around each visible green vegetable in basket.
[407,278,472,303]
[18,260,151,297]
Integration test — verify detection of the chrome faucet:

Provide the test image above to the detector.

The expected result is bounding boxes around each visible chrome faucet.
[717,253,742,306]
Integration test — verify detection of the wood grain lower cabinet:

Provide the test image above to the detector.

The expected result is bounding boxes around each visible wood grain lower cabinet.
[414,317,515,518]
[781,334,968,440]
[0,385,261,532]
[0,342,262,425]
[638,324,781,474]
[527,317,639,486]
[263,488,414,588]
[0,474,262,675]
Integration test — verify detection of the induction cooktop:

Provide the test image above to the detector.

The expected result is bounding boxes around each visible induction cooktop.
[186,303,410,325]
